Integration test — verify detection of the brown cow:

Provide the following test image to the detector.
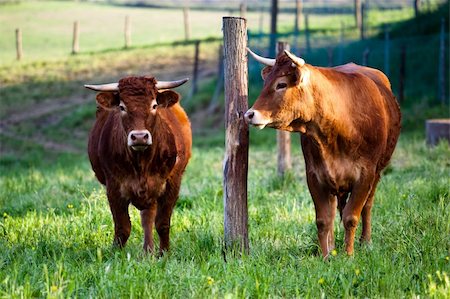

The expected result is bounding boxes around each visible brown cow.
[245,49,401,257]
[85,76,191,254]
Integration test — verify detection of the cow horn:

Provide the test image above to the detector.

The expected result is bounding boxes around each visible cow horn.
[247,47,276,66]
[84,83,119,92]
[156,78,189,89]
[284,50,305,67]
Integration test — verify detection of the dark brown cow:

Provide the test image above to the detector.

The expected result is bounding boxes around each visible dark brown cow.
[85,76,191,254]
[245,49,401,257]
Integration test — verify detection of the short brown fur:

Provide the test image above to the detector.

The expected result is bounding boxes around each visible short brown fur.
[249,53,401,257]
[88,76,192,254]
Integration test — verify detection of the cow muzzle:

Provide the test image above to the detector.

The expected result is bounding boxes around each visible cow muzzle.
[244,109,270,130]
[128,130,152,151]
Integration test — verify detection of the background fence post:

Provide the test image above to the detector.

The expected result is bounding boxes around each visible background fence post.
[355,0,362,33]
[15,28,23,61]
[189,40,200,98]
[276,41,292,177]
[208,45,224,113]
[384,24,390,77]
[360,2,365,40]
[269,0,278,58]
[338,22,344,64]
[222,17,249,255]
[304,14,311,54]
[362,47,370,66]
[124,15,131,49]
[438,18,446,105]
[72,21,79,55]
[293,0,302,53]
[183,7,191,41]
[399,45,406,103]
[240,2,246,18]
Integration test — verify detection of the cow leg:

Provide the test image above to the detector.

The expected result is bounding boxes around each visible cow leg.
[360,173,380,244]
[140,202,157,253]
[306,174,337,258]
[108,192,131,248]
[342,173,376,255]
[155,179,180,255]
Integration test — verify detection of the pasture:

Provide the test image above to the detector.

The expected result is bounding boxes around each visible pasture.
[1,1,449,298]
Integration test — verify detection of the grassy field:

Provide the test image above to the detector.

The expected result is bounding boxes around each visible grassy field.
[0,1,416,63]
[1,1,450,298]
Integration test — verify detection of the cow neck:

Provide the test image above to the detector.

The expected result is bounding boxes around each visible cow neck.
[301,66,356,154]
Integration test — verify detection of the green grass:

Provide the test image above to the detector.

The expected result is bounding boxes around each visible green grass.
[1,131,449,297]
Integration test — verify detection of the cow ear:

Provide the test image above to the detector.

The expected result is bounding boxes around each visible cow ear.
[157,90,180,108]
[96,92,119,109]
[261,66,273,81]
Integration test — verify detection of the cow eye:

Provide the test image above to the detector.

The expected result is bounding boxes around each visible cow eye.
[276,82,287,90]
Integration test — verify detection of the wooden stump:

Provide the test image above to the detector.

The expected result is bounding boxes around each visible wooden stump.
[426,119,450,146]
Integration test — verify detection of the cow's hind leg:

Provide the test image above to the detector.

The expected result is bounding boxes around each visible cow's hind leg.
[108,190,131,248]
[155,179,180,255]
[342,172,376,255]
[360,174,380,244]
[140,202,157,253]
[307,174,337,258]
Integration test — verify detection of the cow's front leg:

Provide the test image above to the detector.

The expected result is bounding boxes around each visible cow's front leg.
[140,202,157,253]
[307,174,336,258]
[342,173,376,255]
[107,189,131,248]
[360,173,380,244]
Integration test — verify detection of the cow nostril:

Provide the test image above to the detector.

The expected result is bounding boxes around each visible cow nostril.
[131,134,137,141]
[247,111,254,119]
[144,133,149,140]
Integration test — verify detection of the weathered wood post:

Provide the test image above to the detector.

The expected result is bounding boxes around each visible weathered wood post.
[269,0,278,58]
[355,0,362,33]
[72,21,79,55]
[124,15,131,49]
[399,45,406,103]
[240,2,246,18]
[183,7,191,41]
[293,0,302,52]
[223,17,249,254]
[426,119,450,146]
[189,40,200,98]
[304,14,311,54]
[384,24,390,77]
[362,47,370,66]
[276,43,292,177]
[438,18,446,105]
[15,28,23,61]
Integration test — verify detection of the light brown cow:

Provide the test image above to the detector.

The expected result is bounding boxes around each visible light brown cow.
[245,49,401,257]
[85,76,191,255]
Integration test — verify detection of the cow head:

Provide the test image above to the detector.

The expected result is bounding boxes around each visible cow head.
[85,76,188,152]
[245,48,313,132]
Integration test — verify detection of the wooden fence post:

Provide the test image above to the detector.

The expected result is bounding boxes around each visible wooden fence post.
[208,45,224,113]
[338,22,345,64]
[183,7,191,41]
[124,15,131,49]
[355,0,362,32]
[223,17,249,254]
[15,28,23,61]
[362,47,370,66]
[293,0,302,52]
[384,24,390,77]
[189,40,200,98]
[304,14,311,54]
[72,21,79,55]
[438,18,446,104]
[240,2,246,18]
[327,47,334,66]
[399,45,406,103]
[414,0,421,17]
[269,0,278,58]
[276,43,292,177]
[360,2,365,40]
